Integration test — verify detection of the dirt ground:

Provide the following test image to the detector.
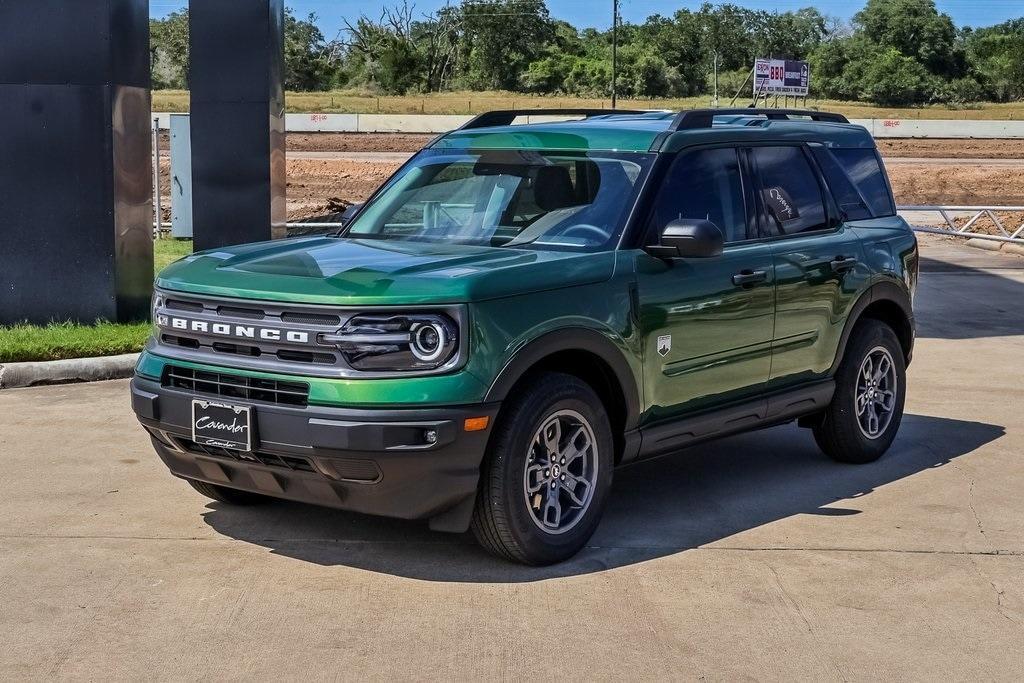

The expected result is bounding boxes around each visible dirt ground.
[154,134,1024,221]
[887,165,1024,205]
[876,138,1024,159]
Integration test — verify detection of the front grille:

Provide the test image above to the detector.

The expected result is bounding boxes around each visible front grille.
[153,292,347,375]
[217,305,265,320]
[163,365,309,407]
[281,311,342,326]
[174,437,317,472]
[166,298,204,313]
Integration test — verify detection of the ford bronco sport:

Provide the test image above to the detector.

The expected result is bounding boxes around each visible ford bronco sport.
[132,108,917,565]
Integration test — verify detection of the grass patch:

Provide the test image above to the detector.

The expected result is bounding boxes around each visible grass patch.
[0,321,153,363]
[155,238,193,274]
[0,240,195,363]
[154,88,1024,120]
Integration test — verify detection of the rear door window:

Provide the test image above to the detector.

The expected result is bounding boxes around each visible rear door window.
[809,146,873,221]
[829,148,895,217]
[750,146,829,236]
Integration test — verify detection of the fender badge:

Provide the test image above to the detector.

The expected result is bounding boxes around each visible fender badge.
[657,335,672,357]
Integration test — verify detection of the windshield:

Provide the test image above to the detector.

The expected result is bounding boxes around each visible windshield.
[342,149,654,251]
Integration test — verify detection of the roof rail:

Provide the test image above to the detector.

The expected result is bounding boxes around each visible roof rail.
[669,108,849,131]
[458,108,649,130]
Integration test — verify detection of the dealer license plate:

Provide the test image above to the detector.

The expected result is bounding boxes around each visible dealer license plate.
[191,400,252,451]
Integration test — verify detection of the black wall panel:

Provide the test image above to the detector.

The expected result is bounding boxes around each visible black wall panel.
[0,0,152,325]
[190,0,286,250]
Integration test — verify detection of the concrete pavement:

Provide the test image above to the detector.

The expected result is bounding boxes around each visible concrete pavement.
[1,236,1022,680]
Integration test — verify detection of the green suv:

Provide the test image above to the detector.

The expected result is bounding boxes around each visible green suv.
[132,108,917,565]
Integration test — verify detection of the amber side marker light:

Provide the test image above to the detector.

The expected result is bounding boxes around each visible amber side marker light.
[464,416,490,432]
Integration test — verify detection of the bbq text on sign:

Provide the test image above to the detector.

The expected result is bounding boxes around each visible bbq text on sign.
[754,58,810,96]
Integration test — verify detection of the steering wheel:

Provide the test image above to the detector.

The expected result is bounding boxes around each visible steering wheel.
[559,223,610,243]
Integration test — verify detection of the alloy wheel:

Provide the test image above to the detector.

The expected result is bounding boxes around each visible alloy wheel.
[855,345,898,439]
[522,409,599,535]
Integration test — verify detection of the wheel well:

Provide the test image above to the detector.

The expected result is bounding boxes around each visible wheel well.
[859,299,913,362]
[505,349,629,463]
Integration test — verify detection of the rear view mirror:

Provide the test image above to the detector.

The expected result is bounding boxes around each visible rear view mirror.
[647,219,724,259]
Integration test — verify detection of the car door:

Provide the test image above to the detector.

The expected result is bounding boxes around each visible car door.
[634,147,776,425]
[747,144,869,389]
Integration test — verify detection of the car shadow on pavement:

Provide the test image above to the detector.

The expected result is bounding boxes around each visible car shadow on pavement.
[200,413,1003,582]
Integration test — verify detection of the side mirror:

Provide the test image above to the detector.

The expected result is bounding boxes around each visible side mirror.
[340,202,363,226]
[647,219,724,259]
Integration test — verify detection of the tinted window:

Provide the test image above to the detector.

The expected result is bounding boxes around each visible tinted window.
[831,148,895,217]
[752,146,828,236]
[650,148,748,243]
[809,146,872,221]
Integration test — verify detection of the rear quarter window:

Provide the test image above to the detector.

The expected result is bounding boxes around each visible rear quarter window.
[828,148,895,218]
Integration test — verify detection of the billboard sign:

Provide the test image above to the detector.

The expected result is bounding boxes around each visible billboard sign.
[754,58,809,96]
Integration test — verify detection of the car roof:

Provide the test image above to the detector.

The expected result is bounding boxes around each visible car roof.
[430,110,876,153]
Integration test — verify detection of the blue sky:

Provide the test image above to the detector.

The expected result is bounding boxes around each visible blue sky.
[150,1,1023,33]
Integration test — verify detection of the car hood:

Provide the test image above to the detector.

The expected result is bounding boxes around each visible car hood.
[156,237,615,305]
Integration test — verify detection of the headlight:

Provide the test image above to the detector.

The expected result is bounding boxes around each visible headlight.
[321,313,459,372]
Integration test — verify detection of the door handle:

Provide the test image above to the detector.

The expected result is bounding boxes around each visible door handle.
[732,269,768,287]
[830,256,859,272]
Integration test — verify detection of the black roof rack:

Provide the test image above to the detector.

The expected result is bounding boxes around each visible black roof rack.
[458,108,649,130]
[669,108,849,131]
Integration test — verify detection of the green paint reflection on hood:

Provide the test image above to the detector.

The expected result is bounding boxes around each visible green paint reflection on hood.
[156,237,615,305]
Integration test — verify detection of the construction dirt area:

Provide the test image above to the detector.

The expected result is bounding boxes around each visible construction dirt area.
[155,134,1024,222]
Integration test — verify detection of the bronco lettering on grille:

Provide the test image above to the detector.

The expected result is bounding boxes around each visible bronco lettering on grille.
[157,315,311,344]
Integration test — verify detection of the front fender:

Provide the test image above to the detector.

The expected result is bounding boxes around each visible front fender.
[483,326,642,432]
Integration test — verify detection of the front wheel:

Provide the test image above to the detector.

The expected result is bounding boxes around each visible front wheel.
[814,319,907,463]
[471,372,614,565]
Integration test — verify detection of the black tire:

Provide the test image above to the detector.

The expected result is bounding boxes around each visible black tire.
[186,479,272,505]
[471,372,614,565]
[814,319,906,464]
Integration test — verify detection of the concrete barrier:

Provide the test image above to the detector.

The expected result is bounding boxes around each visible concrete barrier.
[862,118,1024,138]
[153,112,1024,138]
[287,113,359,132]
[355,114,470,133]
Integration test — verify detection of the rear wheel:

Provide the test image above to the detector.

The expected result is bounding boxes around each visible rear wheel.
[471,372,614,565]
[814,319,906,463]
[186,479,272,505]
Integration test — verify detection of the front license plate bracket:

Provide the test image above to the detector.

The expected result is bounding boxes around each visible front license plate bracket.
[191,400,253,451]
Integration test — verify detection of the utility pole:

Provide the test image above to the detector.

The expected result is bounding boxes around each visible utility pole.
[611,0,618,109]
[712,51,719,108]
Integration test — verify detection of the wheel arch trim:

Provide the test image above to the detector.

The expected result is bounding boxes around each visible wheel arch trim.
[483,327,641,432]
[831,280,914,375]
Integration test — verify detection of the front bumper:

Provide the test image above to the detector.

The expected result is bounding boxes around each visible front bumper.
[130,375,500,532]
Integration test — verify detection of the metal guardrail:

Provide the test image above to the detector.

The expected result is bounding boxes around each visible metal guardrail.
[899,205,1024,244]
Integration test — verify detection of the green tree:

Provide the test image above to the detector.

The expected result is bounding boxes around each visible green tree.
[965,20,1024,101]
[150,7,343,92]
[459,0,555,90]
[284,11,342,91]
[150,10,190,89]
[856,47,932,105]
[854,0,964,77]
